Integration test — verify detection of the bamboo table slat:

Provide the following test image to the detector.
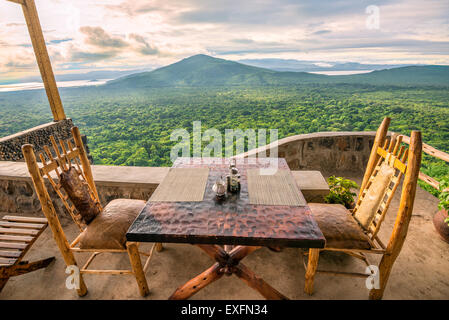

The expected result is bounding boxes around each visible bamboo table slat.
[126,157,325,300]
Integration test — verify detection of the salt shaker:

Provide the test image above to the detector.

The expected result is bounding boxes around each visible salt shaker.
[227,159,240,193]
[212,176,227,199]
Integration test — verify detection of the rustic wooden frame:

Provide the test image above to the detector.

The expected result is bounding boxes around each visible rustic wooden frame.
[398,134,449,191]
[169,245,289,300]
[6,0,66,120]
[303,117,422,300]
[22,126,159,297]
[0,215,55,292]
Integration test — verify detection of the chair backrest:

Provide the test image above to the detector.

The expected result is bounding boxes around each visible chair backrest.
[353,117,422,249]
[22,127,101,232]
[353,132,407,239]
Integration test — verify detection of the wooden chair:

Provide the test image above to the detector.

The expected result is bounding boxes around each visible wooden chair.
[303,117,422,300]
[22,126,161,297]
[0,215,55,293]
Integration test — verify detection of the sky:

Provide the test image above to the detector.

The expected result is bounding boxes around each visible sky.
[1,0,449,81]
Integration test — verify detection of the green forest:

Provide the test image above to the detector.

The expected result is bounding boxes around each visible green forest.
[0,55,448,195]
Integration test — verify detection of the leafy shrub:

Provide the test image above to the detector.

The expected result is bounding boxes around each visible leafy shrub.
[437,178,449,226]
[324,176,359,209]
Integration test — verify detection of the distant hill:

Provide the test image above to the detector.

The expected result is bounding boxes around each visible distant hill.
[106,54,449,88]
[342,65,449,86]
[0,69,149,85]
[238,58,411,72]
[106,54,326,88]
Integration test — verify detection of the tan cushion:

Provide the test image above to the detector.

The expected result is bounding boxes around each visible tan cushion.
[353,163,395,229]
[60,166,100,224]
[79,199,146,250]
[308,203,371,250]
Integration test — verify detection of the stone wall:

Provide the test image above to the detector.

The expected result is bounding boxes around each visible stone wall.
[0,119,92,162]
[0,161,167,217]
[0,119,74,161]
[240,131,384,176]
[0,179,158,216]
[0,131,384,217]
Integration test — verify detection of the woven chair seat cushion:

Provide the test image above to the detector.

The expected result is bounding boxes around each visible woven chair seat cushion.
[353,162,395,229]
[79,199,146,250]
[308,203,371,250]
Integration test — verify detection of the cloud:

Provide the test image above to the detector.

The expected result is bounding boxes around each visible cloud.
[6,22,25,27]
[296,38,449,55]
[49,38,73,45]
[4,60,35,69]
[231,39,255,44]
[1,0,449,81]
[69,49,118,63]
[104,1,168,17]
[129,34,159,55]
[312,30,331,35]
[80,26,128,49]
[295,0,393,17]
[0,40,10,48]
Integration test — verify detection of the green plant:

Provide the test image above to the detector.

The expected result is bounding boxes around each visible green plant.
[437,178,449,226]
[324,176,359,209]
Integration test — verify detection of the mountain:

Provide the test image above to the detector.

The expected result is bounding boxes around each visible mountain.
[0,69,149,85]
[238,58,412,73]
[344,65,449,86]
[106,54,326,88]
[106,54,449,88]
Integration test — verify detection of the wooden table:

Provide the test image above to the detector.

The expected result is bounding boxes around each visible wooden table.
[126,157,325,300]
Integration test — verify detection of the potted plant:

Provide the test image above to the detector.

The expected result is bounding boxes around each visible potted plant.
[324,176,359,209]
[433,178,449,243]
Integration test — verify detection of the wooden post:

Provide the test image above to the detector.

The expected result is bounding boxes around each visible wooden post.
[357,117,390,203]
[369,131,422,300]
[169,263,224,300]
[233,263,289,300]
[72,127,100,201]
[126,242,149,297]
[22,144,87,297]
[304,248,320,295]
[7,0,66,121]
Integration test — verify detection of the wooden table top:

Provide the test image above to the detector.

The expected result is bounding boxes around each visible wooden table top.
[126,157,325,248]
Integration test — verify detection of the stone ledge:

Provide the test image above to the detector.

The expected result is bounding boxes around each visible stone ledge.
[0,161,330,213]
[0,161,327,193]
[0,161,169,187]
[292,170,329,203]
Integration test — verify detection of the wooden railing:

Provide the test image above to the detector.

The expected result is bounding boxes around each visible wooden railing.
[397,134,449,192]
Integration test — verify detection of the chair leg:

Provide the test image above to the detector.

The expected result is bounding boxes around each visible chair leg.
[68,263,88,297]
[368,253,395,300]
[127,242,150,297]
[155,243,163,252]
[304,248,320,295]
[58,247,88,297]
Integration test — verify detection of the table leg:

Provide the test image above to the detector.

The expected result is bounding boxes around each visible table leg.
[233,262,288,300]
[168,244,289,300]
[169,263,223,300]
[304,248,320,295]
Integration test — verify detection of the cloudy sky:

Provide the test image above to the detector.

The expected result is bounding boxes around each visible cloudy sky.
[1,0,449,81]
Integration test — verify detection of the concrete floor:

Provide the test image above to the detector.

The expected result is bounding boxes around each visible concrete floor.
[1,178,448,300]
